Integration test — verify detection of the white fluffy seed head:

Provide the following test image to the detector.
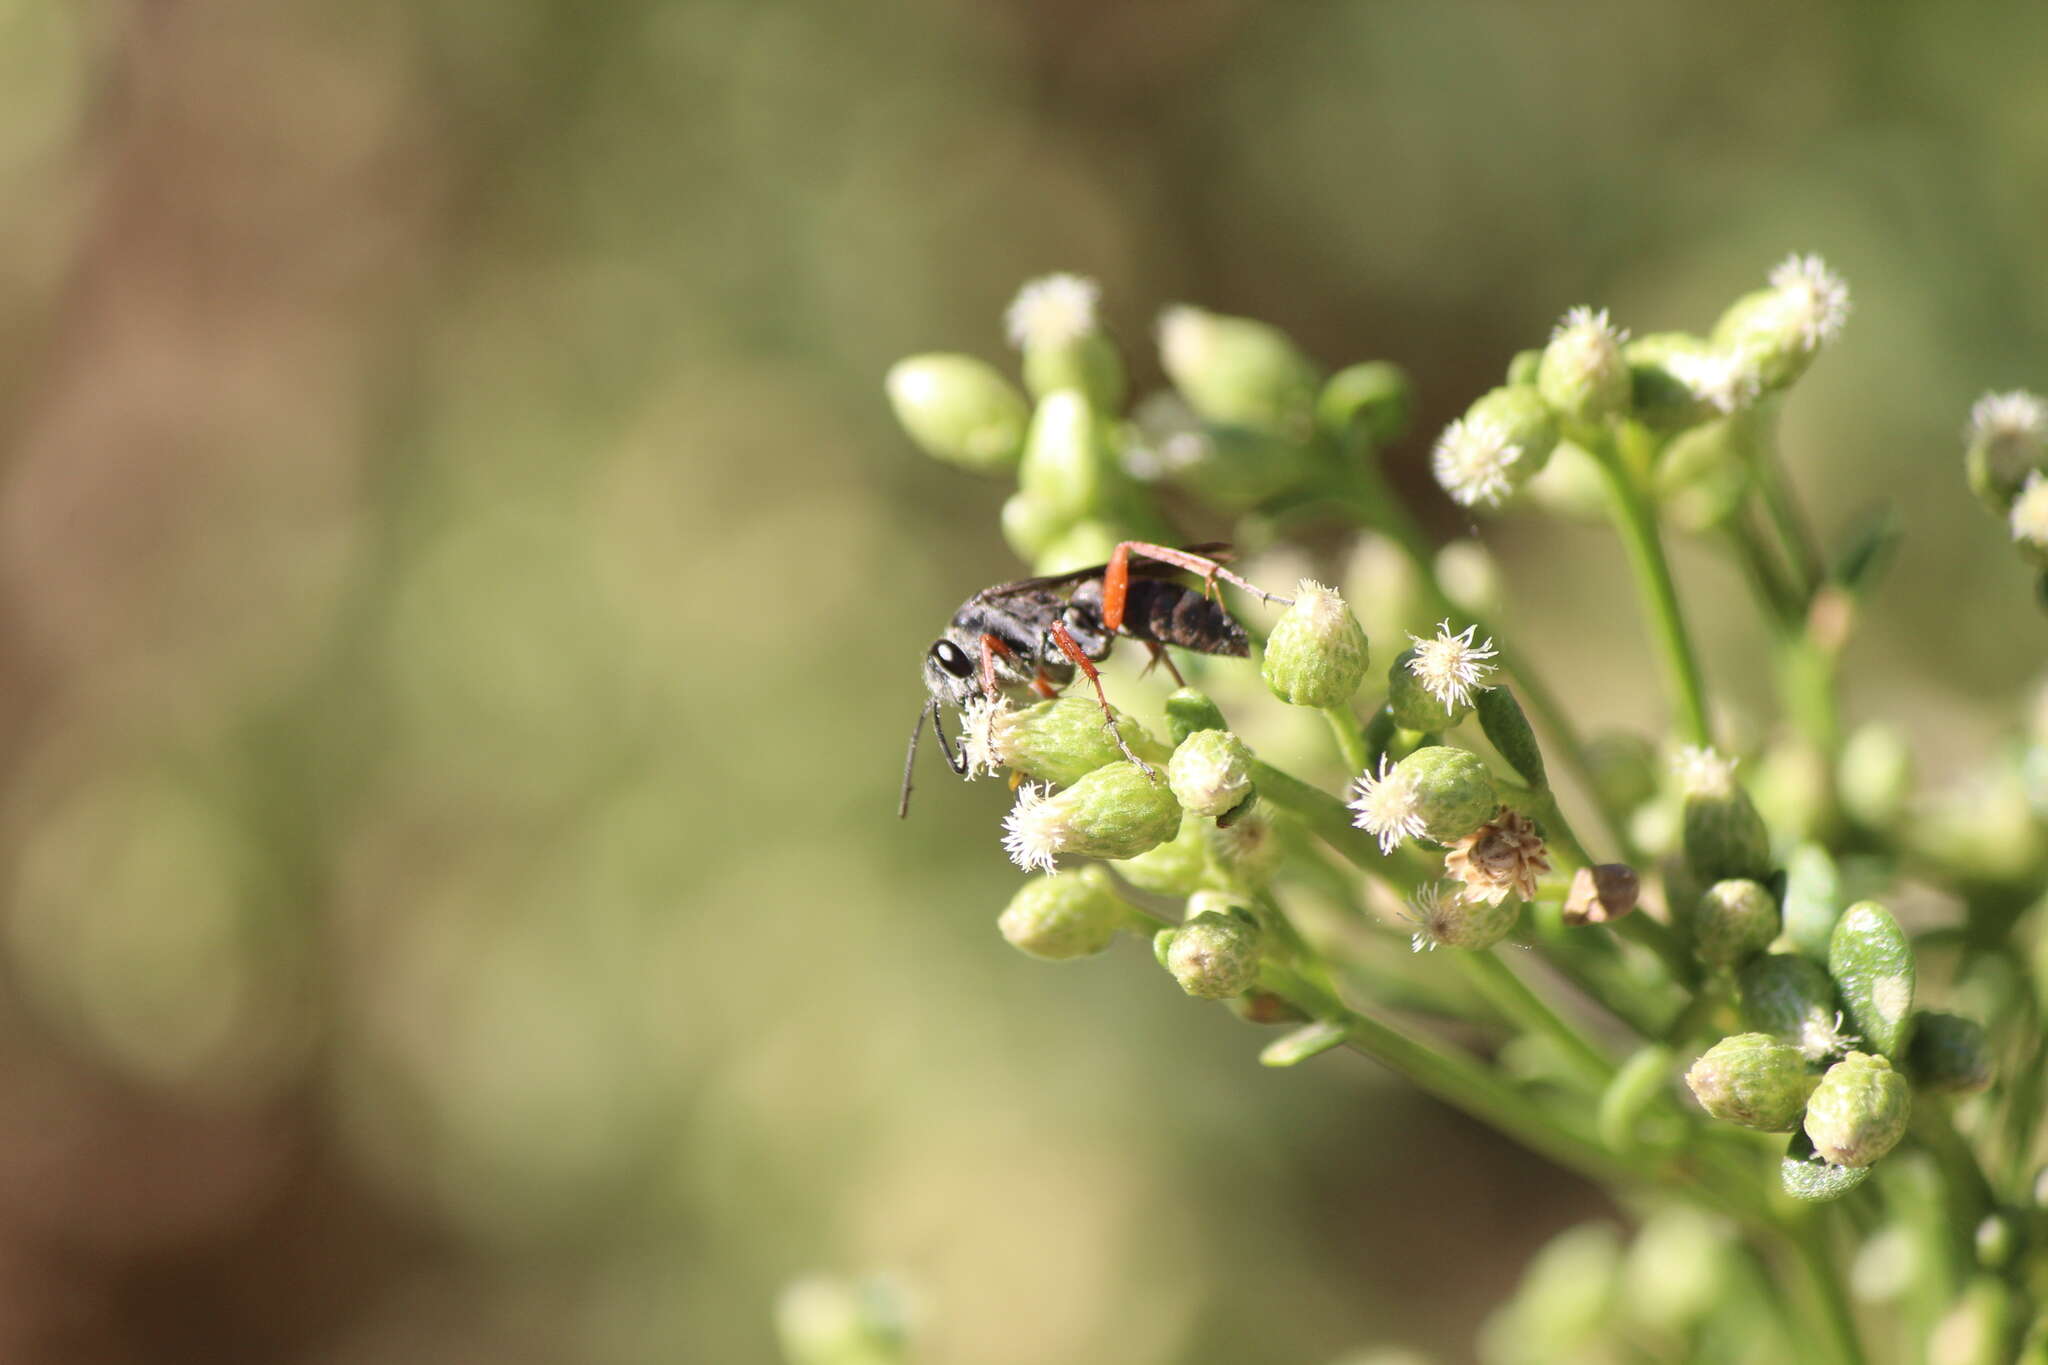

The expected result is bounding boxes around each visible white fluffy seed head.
[1348,754,1428,855]
[1405,620,1499,710]
[1969,390,2048,447]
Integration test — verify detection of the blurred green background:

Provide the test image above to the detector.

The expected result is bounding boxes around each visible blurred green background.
[0,1,2043,1360]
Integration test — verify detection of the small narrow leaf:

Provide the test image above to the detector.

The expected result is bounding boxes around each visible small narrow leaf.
[1259,1020,1348,1067]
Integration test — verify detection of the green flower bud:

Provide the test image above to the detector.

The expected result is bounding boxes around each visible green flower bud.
[1905,1010,1993,1095]
[1780,842,1842,960]
[1711,255,1851,391]
[1261,580,1370,708]
[886,354,1030,475]
[1781,1128,1873,1203]
[964,696,1171,787]
[1626,332,1758,431]
[1002,762,1181,873]
[1974,1214,2016,1271]
[1156,304,1319,438]
[1693,879,1779,968]
[998,865,1127,960]
[1017,390,1125,525]
[1386,648,1467,730]
[1537,307,1632,425]
[1828,900,1916,1059]
[1475,685,1546,790]
[1167,729,1255,817]
[1434,540,1503,617]
[999,489,1063,560]
[775,1274,912,1365]
[1395,746,1500,845]
[1685,1033,1818,1131]
[1404,881,1520,951]
[1655,420,1751,531]
[1317,360,1414,445]
[1839,723,1914,829]
[1432,385,1559,509]
[1585,732,1659,816]
[1963,390,2048,513]
[1133,393,1315,511]
[1505,347,1543,388]
[1033,519,1124,575]
[1738,951,1854,1061]
[2010,472,2048,568]
[1163,905,1262,998]
[1203,800,1283,890]
[1163,686,1229,744]
[1520,438,1610,521]
[1114,810,1218,896]
[1005,273,1125,410]
[1479,1223,1621,1363]
[1676,748,1774,885]
[1622,1206,1732,1333]
[1803,1051,1910,1167]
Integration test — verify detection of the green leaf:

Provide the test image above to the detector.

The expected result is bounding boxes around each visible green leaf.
[1779,1128,1872,1203]
[1477,685,1547,789]
[1780,843,1841,960]
[1259,1020,1348,1067]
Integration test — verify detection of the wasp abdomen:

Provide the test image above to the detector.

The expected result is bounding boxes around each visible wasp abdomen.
[1075,579,1248,657]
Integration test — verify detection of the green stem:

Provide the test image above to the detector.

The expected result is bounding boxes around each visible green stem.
[1725,509,1801,628]
[1588,432,1714,748]
[1246,755,1422,891]
[1746,409,1825,597]
[1453,950,1614,1087]
[1322,704,1370,775]
[1790,1219,1867,1365]
[1535,784,1696,988]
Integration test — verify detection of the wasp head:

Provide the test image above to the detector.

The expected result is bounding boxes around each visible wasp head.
[921,633,983,707]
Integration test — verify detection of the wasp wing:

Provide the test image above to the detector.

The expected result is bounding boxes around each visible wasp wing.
[975,543,1236,600]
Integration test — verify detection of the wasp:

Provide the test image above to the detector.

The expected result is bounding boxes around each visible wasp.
[899,541,1289,816]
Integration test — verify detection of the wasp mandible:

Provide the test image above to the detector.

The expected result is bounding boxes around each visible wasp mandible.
[899,541,1290,816]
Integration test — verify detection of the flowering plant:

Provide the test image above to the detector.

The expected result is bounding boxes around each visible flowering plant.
[808,263,2048,1365]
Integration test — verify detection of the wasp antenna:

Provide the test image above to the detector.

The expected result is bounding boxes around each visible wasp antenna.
[932,700,969,775]
[899,700,931,819]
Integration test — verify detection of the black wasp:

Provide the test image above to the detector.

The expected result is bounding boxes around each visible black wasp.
[899,540,1289,816]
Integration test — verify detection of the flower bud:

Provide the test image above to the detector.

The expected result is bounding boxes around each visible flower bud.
[1434,539,1503,617]
[1685,1033,1818,1132]
[998,866,1128,960]
[965,696,1171,787]
[1432,385,1559,509]
[2010,471,2048,568]
[1828,900,1916,1059]
[1390,746,1499,846]
[1113,810,1217,896]
[1562,863,1639,926]
[1675,748,1774,885]
[1655,420,1751,531]
[1693,879,1779,968]
[999,489,1063,560]
[1905,1010,1993,1095]
[1317,360,1414,445]
[886,354,1030,475]
[1738,951,1851,1061]
[1001,763,1181,873]
[1803,1051,1911,1167]
[1537,306,1632,425]
[1479,1223,1621,1363]
[1017,390,1126,525]
[1521,439,1610,521]
[1506,347,1543,387]
[1780,841,1842,960]
[1163,686,1229,744]
[1838,723,1914,829]
[1203,800,1283,890]
[1626,333,1758,430]
[1622,1206,1732,1333]
[1585,732,1659,815]
[1167,729,1255,817]
[1156,304,1319,438]
[775,1274,912,1365]
[1261,579,1370,708]
[1782,1128,1873,1203]
[1711,254,1851,390]
[1963,390,2048,512]
[1162,904,1263,998]
[1404,880,1520,951]
[1386,648,1466,730]
[1006,273,1125,411]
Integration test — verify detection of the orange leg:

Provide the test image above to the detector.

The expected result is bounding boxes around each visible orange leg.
[1099,541,1293,632]
[977,632,1021,701]
[1048,618,1157,778]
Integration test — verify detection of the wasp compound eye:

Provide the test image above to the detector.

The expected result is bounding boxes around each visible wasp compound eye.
[930,640,974,678]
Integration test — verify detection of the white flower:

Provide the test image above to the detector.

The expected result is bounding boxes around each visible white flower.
[1797,1010,1860,1064]
[1348,754,1427,855]
[1001,783,1064,874]
[960,695,1010,779]
[1401,882,1458,953]
[2011,471,2048,548]
[1673,745,1739,798]
[1432,416,1523,508]
[1405,620,1499,710]
[1667,347,1760,414]
[1550,305,1629,348]
[1969,390,2048,447]
[1766,253,1852,351]
[1005,273,1101,351]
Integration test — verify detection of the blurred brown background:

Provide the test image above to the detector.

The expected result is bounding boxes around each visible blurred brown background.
[0,1,2043,1361]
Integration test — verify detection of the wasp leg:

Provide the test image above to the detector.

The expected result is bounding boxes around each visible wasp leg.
[1101,541,1294,632]
[1140,641,1187,687]
[1048,618,1157,779]
[977,632,1022,702]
